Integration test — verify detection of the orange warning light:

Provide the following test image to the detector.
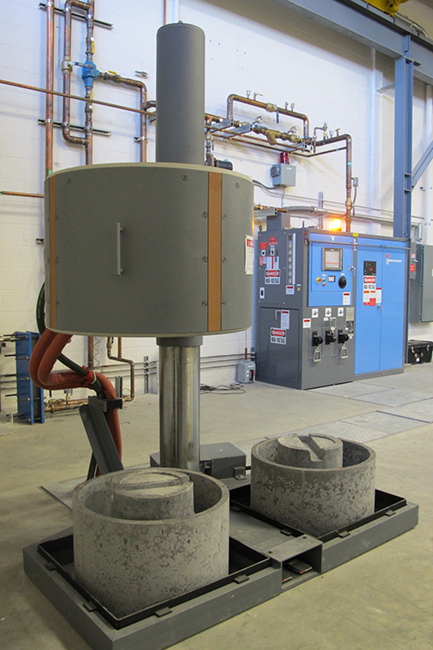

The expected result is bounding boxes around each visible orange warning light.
[330,218,342,231]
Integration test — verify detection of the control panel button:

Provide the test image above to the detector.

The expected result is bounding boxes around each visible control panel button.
[338,276,347,289]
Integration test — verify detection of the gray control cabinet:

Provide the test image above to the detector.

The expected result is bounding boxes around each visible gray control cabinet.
[409,243,433,323]
[256,227,355,390]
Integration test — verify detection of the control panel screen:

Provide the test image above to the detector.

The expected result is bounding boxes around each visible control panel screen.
[364,260,376,275]
[322,248,343,271]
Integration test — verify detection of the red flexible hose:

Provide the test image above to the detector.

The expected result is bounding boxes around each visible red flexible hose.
[30,329,122,458]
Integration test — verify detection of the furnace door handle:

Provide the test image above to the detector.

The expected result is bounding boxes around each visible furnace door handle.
[116,222,124,275]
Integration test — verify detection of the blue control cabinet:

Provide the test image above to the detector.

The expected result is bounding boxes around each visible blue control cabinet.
[354,239,406,375]
[309,233,354,307]
[256,226,407,390]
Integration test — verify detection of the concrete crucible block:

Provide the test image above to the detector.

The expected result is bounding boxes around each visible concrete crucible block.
[251,435,376,537]
[111,469,194,520]
[72,468,229,618]
[276,433,343,469]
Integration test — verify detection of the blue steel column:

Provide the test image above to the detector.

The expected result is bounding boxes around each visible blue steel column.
[393,36,413,239]
[393,35,413,363]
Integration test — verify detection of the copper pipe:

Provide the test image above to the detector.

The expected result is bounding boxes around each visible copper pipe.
[87,336,94,368]
[252,123,302,146]
[99,72,147,162]
[0,191,43,198]
[84,1,95,165]
[213,132,302,154]
[62,0,95,156]
[163,0,167,25]
[0,78,145,115]
[106,337,135,402]
[46,0,54,176]
[45,398,87,413]
[227,94,310,139]
[314,134,353,231]
[63,1,87,145]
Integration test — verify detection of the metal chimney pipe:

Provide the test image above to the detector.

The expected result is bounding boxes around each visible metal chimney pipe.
[156,23,205,471]
[156,22,205,165]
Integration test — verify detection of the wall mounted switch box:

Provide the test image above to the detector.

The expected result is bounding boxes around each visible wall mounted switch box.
[270,163,296,187]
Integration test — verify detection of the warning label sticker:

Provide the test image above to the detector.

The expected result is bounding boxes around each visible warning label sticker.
[303,318,312,329]
[410,264,416,273]
[270,328,286,345]
[281,310,290,330]
[265,269,281,285]
[286,285,294,295]
[364,276,376,284]
[245,235,254,275]
[343,292,351,306]
[363,285,376,306]
[376,287,382,303]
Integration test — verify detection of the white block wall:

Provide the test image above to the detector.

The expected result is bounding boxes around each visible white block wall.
[0,0,432,411]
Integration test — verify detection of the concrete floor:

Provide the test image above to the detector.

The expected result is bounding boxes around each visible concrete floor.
[1,365,433,650]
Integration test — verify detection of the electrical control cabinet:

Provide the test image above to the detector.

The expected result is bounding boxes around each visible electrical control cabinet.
[256,228,356,389]
[409,243,433,323]
[255,228,407,390]
[354,237,406,375]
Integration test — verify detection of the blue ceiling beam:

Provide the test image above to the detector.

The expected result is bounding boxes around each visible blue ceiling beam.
[270,0,433,84]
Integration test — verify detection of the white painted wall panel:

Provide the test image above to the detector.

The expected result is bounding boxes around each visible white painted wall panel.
[0,0,432,412]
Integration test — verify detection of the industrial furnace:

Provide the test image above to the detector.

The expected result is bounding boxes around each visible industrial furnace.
[23,18,417,650]
[256,224,406,389]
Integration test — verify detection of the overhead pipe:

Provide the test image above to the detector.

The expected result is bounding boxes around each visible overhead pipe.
[0,78,145,115]
[226,94,310,140]
[0,191,44,198]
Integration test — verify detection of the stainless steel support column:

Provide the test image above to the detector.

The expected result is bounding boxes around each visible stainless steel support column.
[156,21,206,470]
[158,338,202,470]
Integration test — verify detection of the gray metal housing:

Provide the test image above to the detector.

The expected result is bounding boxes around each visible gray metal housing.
[45,163,253,337]
[409,243,433,323]
[256,227,355,389]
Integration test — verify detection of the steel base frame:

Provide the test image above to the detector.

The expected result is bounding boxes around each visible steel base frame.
[23,485,418,650]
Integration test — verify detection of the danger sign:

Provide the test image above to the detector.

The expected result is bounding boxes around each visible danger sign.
[270,328,286,345]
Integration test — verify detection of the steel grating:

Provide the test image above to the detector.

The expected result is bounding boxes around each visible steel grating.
[288,421,395,443]
[340,411,423,433]
[379,398,433,423]
[310,383,389,398]
[350,388,433,407]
